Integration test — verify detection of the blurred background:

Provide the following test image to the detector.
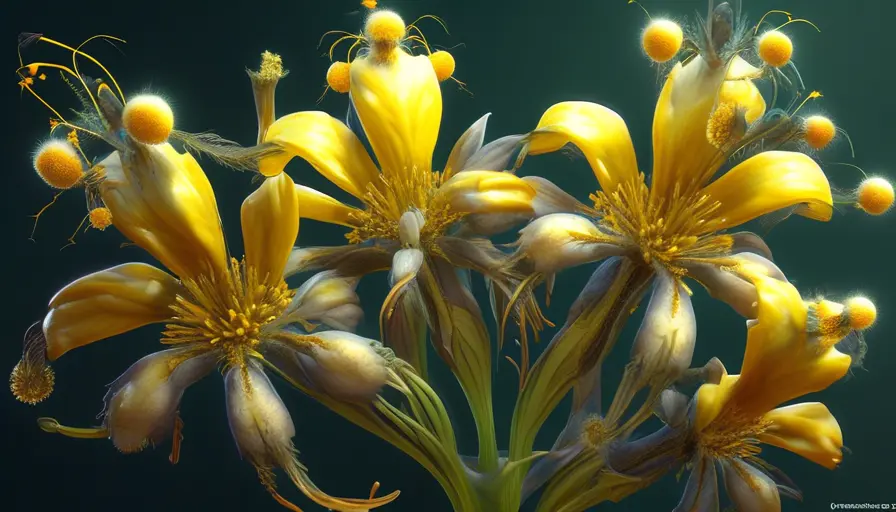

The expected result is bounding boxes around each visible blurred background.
[2,0,894,510]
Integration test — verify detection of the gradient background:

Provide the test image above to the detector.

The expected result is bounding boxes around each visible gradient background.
[2,0,894,510]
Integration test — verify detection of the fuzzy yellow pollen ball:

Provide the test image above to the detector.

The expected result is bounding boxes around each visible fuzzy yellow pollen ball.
[122,95,174,145]
[642,20,683,63]
[758,30,793,68]
[327,61,351,93]
[803,115,835,150]
[856,177,894,215]
[33,140,84,189]
[429,51,455,82]
[89,207,113,230]
[845,296,876,330]
[364,10,405,44]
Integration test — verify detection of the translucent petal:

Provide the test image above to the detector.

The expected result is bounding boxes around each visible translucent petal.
[225,360,295,465]
[760,402,844,469]
[515,213,626,274]
[631,270,696,377]
[444,113,489,178]
[300,331,388,402]
[720,458,782,512]
[673,454,719,512]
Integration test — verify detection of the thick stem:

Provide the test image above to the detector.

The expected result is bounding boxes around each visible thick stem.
[502,257,654,510]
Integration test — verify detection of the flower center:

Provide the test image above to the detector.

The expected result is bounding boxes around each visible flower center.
[163,257,294,367]
[588,175,732,273]
[347,168,463,249]
[697,411,771,460]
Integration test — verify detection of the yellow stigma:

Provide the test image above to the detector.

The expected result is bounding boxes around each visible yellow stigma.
[10,359,54,405]
[327,61,352,94]
[365,10,405,47]
[590,177,731,273]
[33,140,84,189]
[256,51,285,82]
[856,177,894,215]
[845,297,876,331]
[642,19,683,63]
[347,169,462,249]
[698,411,771,460]
[429,51,455,82]
[122,95,174,145]
[88,207,113,230]
[757,30,793,68]
[803,115,835,150]
[163,258,293,367]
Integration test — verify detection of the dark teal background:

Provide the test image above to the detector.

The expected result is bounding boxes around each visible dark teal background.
[3,1,894,510]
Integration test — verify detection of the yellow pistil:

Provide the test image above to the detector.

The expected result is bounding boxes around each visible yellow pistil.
[588,175,732,274]
[163,257,293,369]
[347,168,463,250]
[706,102,740,149]
[808,299,851,351]
[697,410,771,461]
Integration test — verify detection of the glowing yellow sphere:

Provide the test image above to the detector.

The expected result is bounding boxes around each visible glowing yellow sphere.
[429,51,455,82]
[89,207,114,230]
[364,10,405,44]
[758,30,793,68]
[856,177,894,216]
[845,297,876,330]
[33,140,83,189]
[326,62,352,94]
[803,115,835,150]
[642,20,683,63]
[122,95,174,145]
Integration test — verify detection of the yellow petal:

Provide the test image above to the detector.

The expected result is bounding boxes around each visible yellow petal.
[718,78,766,124]
[350,48,441,177]
[436,170,535,214]
[241,173,300,284]
[727,276,851,418]
[650,56,728,199]
[694,373,738,432]
[699,151,833,234]
[259,111,380,199]
[760,402,844,469]
[43,263,182,361]
[99,145,227,280]
[294,185,361,226]
[527,101,638,193]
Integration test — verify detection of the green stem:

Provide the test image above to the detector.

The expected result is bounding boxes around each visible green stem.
[502,257,654,510]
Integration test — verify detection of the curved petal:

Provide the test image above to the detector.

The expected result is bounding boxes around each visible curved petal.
[526,101,638,193]
[631,269,696,377]
[259,111,380,198]
[43,263,182,361]
[277,270,363,332]
[683,252,786,318]
[294,185,361,227]
[104,349,214,452]
[700,151,833,234]
[436,170,535,215]
[515,213,627,274]
[729,277,851,418]
[444,113,489,179]
[759,402,844,469]
[350,49,441,177]
[298,331,388,402]
[718,78,765,125]
[241,172,300,284]
[651,56,728,200]
[99,146,227,280]
[673,454,719,512]
[720,458,782,512]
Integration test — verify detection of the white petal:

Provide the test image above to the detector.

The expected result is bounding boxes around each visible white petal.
[225,361,295,465]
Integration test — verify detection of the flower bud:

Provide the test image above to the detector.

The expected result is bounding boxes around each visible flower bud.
[225,361,294,466]
[302,331,388,401]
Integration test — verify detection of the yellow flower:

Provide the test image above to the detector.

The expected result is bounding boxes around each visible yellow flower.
[12,143,397,512]
[510,9,834,379]
[258,11,542,383]
[673,276,859,512]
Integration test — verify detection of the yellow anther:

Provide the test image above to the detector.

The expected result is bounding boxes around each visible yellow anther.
[122,94,174,145]
[706,102,737,149]
[856,177,894,216]
[326,61,351,94]
[429,51,455,82]
[757,30,793,68]
[365,10,405,44]
[803,115,835,150]
[845,297,876,330]
[88,207,113,230]
[642,19,683,63]
[33,140,84,190]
